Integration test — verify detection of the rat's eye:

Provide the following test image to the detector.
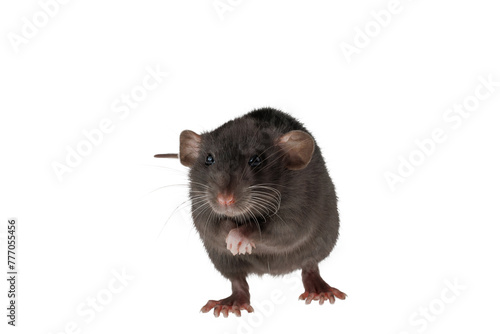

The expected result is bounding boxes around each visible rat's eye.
[205,154,215,166]
[248,155,262,167]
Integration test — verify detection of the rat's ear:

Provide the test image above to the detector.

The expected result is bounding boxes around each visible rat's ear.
[277,130,315,170]
[179,130,201,167]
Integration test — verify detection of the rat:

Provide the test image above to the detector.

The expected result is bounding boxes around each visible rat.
[155,107,346,317]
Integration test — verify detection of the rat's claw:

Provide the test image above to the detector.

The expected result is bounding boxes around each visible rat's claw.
[240,242,252,255]
[298,287,347,305]
[319,295,325,305]
[226,241,238,255]
[213,305,222,318]
[332,288,347,300]
[233,308,241,317]
[200,300,217,313]
[201,299,254,318]
[221,305,229,318]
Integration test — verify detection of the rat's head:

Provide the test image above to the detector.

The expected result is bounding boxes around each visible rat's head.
[179,118,315,220]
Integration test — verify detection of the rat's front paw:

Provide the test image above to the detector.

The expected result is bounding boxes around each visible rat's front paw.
[226,228,255,255]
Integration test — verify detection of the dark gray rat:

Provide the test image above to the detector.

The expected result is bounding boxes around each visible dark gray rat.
[155,107,346,317]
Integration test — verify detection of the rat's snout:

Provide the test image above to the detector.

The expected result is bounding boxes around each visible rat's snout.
[217,193,235,206]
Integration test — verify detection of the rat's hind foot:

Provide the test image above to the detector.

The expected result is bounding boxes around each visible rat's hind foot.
[201,277,253,317]
[299,265,347,305]
[200,294,254,317]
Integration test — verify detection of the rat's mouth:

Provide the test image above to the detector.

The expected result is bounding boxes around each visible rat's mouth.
[210,201,244,217]
[208,192,245,217]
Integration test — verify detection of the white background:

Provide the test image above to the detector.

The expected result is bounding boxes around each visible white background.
[1,0,500,333]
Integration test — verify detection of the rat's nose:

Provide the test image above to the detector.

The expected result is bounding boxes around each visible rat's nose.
[217,193,235,206]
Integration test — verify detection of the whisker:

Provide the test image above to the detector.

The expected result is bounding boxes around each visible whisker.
[188,181,212,189]
[249,202,268,223]
[249,184,282,196]
[138,164,187,174]
[248,184,282,215]
[251,197,277,214]
[203,208,212,240]
[191,200,212,220]
[156,196,207,239]
[251,213,262,241]
[250,192,277,204]
[251,198,279,217]
[143,184,190,198]
[273,212,288,227]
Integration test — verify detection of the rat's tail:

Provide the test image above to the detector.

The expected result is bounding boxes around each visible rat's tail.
[154,153,179,158]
